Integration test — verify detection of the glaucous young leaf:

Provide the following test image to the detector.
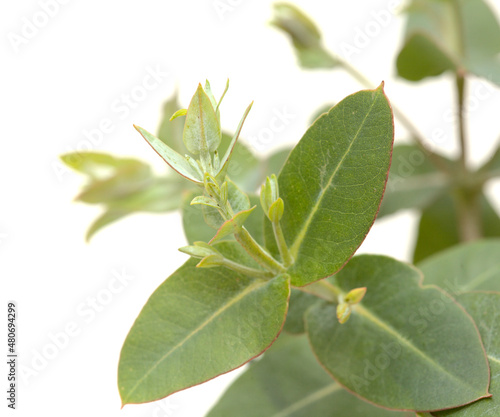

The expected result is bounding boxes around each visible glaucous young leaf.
[418,239,500,294]
[433,292,500,417]
[218,132,261,193]
[182,191,224,244]
[118,241,290,405]
[378,145,449,217]
[216,102,253,183]
[209,206,257,243]
[267,85,394,286]
[207,333,413,417]
[85,209,129,242]
[183,84,221,155]
[397,0,500,85]
[202,179,250,229]
[62,152,188,241]
[306,255,490,412]
[413,192,500,263]
[135,125,203,183]
[271,3,337,69]
[60,152,143,180]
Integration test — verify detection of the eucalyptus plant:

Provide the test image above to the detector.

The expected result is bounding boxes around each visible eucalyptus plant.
[62,1,500,416]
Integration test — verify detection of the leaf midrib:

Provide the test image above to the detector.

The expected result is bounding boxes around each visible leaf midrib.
[270,383,341,417]
[122,279,265,401]
[289,93,381,258]
[354,303,483,392]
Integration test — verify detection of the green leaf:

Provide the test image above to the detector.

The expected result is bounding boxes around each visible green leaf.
[157,93,186,154]
[190,195,219,209]
[306,255,490,412]
[218,132,261,192]
[216,102,253,182]
[433,292,500,416]
[207,333,412,417]
[63,151,188,240]
[244,195,265,245]
[418,239,500,295]
[268,85,394,286]
[169,108,187,121]
[85,209,129,242]
[413,192,500,263]
[118,241,290,405]
[397,0,500,85]
[135,125,203,183]
[60,152,143,180]
[202,179,250,229]
[183,84,221,155]
[378,145,449,217]
[271,3,337,69]
[210,206,256,243]
[182,192,224,244]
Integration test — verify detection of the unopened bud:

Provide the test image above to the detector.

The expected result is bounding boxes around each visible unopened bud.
[337,302,352,324]
[268,198,284,222]
[260,174,280,219]
[345,287,367,305]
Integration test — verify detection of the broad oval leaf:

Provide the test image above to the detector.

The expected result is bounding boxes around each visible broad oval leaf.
[434,292,500,416]
[118,242,290,405]
[269,85,394,286]
[306,255,490,412]
[413,193,500,263]
[207,333,412,417]
[418,239,500,294]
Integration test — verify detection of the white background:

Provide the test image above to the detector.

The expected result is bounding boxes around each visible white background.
[2,0,500,416]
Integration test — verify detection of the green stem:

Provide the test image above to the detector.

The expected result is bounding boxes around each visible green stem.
[296,279,343,303]
[454,72,483,242]
[272,221,294,267]
[336,58,453,176]
[220,258,274,279]
[456,72,467,174]
[234,227,286,275]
